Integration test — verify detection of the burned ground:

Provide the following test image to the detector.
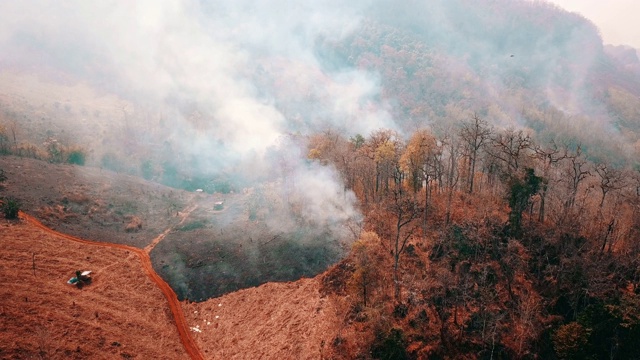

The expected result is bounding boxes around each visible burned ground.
[152,186,349,301]
[1,156,351,303]
[0,156,190,248]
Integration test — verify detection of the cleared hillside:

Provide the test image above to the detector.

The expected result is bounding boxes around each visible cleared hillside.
[182,278,342,359]
[0,219,187,359]
[0,155,349,305]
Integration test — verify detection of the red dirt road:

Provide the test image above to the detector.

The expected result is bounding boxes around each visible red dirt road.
[19,211,205,360]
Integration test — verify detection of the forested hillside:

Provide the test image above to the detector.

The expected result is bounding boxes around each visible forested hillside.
[315,0,640,162]
[2,0,640,180]
[309,120,640,358]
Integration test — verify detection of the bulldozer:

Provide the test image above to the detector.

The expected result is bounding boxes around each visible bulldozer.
[67,270,92,289]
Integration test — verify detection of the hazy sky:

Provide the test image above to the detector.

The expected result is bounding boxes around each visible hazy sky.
[547,0,640,49]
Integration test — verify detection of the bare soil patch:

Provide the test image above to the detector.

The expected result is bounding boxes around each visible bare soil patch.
[182,278,342,360]
[0,219,187,359]
[0,153,353,358]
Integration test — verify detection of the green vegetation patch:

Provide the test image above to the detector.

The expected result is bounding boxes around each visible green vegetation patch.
[1,197,20,219]
[177,220,208,232]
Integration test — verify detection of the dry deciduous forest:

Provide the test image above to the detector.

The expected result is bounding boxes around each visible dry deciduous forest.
[306,120,640,358]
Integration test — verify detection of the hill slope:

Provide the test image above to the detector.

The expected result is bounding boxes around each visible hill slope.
[0,219,188,359]
[1,215,349,359]
[182,278,341,359]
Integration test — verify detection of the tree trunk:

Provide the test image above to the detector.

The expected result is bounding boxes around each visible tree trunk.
[445,149,456,226]
[362,274,368,307]
[394,218,401,300]
[375,162,380,200]
[445,188,453,226]
[601,219,615,254]
[393,255,400,300]
[469,153,477,193]
[538,185,546,222]
[423,178,429,236]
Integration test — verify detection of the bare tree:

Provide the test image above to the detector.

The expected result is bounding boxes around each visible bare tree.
[460,114,492,193]
[532,140,568,222]
[399,129,438,234]
[441,133,463,226]
[594,162,627,209]
[562,145,591,211]
[400,129,436,194]
[487,128,532,175]
[365,129,402,201]
[387,188,422,301]
[8,119,18,153]
[348,233,382,307]
[308,129,357,195]
[590,162,628,255]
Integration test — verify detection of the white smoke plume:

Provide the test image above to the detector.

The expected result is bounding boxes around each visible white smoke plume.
[0,0,393,238]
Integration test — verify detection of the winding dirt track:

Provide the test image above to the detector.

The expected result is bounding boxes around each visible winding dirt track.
[19,211,206,360]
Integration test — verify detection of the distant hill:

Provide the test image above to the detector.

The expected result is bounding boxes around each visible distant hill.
[604,44,640,77]
[313,0,640,159]
[2,0,640,179]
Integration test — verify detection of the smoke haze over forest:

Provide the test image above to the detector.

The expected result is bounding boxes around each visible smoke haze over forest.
[0,0,394,144]
[3,0,640,257]
[0,0,394,244]
[1,1,640,238]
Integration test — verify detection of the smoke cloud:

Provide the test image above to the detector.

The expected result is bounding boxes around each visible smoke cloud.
[0,0,397,242]
[0,0,635,232]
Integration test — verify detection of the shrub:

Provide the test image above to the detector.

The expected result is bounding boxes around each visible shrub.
[178,220,207,231]
[101,153,124,172]
[16,143,44,159]
[44,137,65,163]
[1,197,20,219]
[67,149,86,165]
[371,328,409,360]
[0,127,10,155]
[552,322,590,360]
[141,160,154,180]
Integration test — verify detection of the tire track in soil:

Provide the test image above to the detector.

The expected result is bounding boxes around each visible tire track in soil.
[144,204,198,253]
[19,210,206,360]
